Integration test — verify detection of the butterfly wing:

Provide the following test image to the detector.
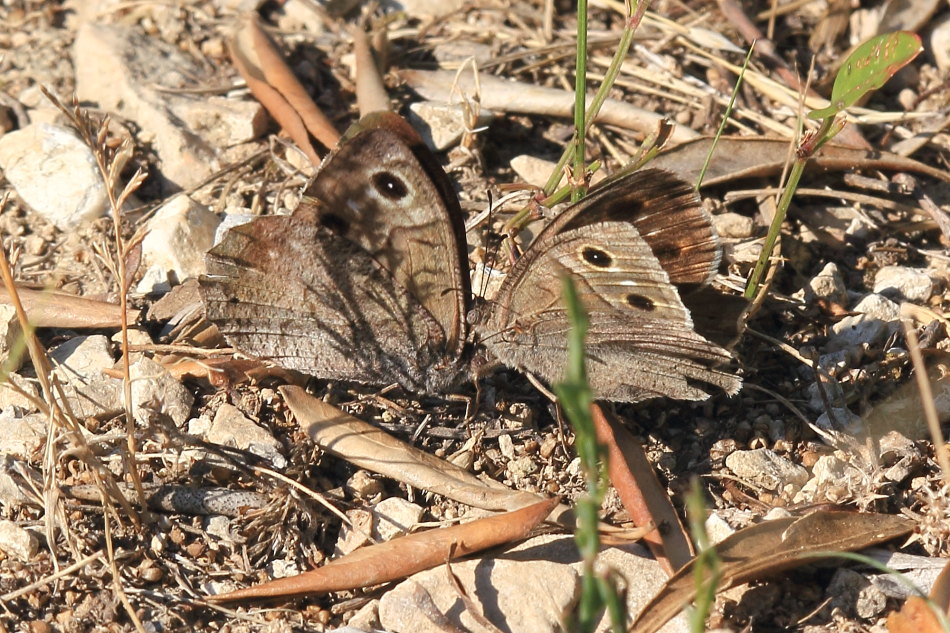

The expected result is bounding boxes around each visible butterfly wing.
[200,214,459,391]
[478,219,740,402]
[303,112,470,358]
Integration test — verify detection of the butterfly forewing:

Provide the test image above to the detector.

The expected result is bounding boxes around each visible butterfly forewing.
[303,112,470,358]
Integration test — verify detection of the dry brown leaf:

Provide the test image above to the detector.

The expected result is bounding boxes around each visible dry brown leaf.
[886,557,950,633]
[228,13,340,163]
[651,137,950,187]
[0,286,138,328]
[351,24,390,116]
[207,496,559,602]
[630,510,916,633]
[592,404,692,575]
[887,597,946,633]
[283,385,554,514]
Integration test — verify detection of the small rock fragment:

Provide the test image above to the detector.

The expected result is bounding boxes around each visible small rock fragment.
[205,403,287,468]
[0,122,111,229]
[0,455,41,508]
[711,211,755,239]
[725,448,809,492]
[335,508,374,556]
[49,335,122,418]
[372,498,424,541]
[0,411,46,459]
[408,101,493,151]
[346,470,385,500]
[815,407,864,435]
[510,154,561,189]
[830,293,900,349]
[0,520,38,561]
[266,559,300,579]
[378,534,688,633]
[931,13,950,72]
[873,266,933,302]
[804,262,848,306]
[705,512,735,544]
[382,0,466,19]
[130,357,194,426]
[828,568,887,619]
[136,195,221,293]
[203,515,232,541]
[74,23,220,190]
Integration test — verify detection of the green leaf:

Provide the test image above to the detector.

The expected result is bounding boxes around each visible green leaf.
[808,31,922,120]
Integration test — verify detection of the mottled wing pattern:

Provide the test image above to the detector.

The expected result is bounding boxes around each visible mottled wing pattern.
[200,214,460,391]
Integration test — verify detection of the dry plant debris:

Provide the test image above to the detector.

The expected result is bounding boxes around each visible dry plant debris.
[0,0,948,631]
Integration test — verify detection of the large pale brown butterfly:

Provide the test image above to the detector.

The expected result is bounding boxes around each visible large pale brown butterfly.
[199,112,742,402]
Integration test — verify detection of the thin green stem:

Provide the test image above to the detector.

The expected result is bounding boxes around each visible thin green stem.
[573,0,589,202]
[743,158,805,298]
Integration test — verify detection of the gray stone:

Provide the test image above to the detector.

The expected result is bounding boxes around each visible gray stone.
[372,498,424,541]
[510,155,560,189]
[74,23,220,190]
[203,515,232,541]
[866,550,950,599]
[804,262,847,306]
[795,455,865,504]
[725,448,809,492]
[873,266,933,302]
[711,212,755,239]
[830,293,900,349]
[704,512,735,544]
[130,357,194,426]
[0,122,111,229]
[931,13,950,72]
[828,568,887,619]
[0,410,46,459]
[205,403,286,468]
[0,519,38,560]
[0,454,41,509]
[49,335,122,419]
[378,534,688,633]
[408,101,493,151]
[135,195,221,294]
[815,407,864,435]
[382,0,465,18]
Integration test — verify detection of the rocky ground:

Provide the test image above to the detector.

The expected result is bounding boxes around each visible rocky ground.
[0,0,948,631]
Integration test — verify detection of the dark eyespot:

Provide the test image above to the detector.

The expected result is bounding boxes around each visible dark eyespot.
[228,297,240,304]
[319,212,349,234]
[581,246,612,268]
[626,294,655,311]
[372,171,409,200]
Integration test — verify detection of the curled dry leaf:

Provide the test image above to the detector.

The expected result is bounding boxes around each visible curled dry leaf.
[0,286,138,328]
[630,510,916,633]
[592,404,692,575]
[282,385,555,515]
[207,496,559,602]
[653,137,950,188]
[887,556,950,633]
[351,25,390,117]
[228,13,340,164]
